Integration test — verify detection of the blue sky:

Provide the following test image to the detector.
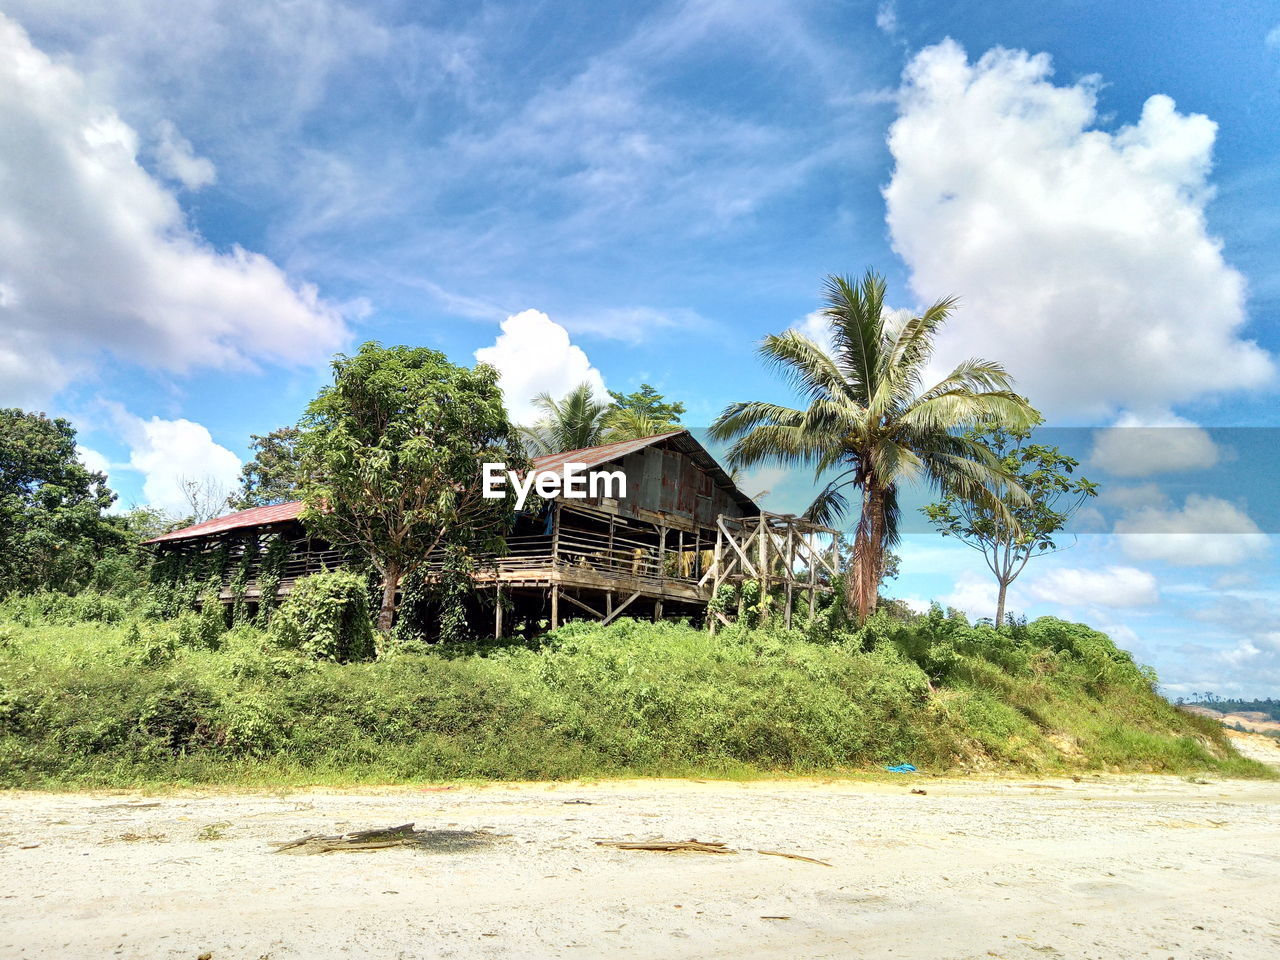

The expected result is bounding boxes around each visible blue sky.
[2,0,1279,695]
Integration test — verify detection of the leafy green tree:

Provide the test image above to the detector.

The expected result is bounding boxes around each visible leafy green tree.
[603,384,684,441]
[229,426,302,510]
[710,270,1035,623]
[607,383,685,424]
[0,408,121,594]
[297,342,527,632]
[522,382,611,455]
[923,418,1098,626]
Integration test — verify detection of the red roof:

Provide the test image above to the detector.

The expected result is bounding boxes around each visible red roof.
[144,501,303,544]
[145,429,752,545]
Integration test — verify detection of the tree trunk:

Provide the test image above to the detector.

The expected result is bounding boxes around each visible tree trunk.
[995,579,1008,629]
[377,560,401,633]
[848,484,884,624]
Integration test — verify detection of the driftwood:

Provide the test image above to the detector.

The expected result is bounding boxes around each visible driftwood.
[595,839,736,855]
[756,849,832,867]
[272,823,423,855]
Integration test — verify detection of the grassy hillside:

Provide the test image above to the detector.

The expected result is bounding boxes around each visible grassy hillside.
[0,597,1265,788]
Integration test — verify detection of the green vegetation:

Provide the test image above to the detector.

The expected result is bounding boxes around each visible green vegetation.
[228,426,303,510]
[0,408,122,595]
[297,342,527,631]
[0,596,1265,789]
[710,270,1036,624]
[523,381,686,455]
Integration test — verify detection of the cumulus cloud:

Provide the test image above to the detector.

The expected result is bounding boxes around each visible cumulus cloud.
[1115,494,1268,566]
[884,40,1273,417]
[1089,410,1220,477]
[152,119,216,189]
[940,570,1002,620]
[118,414,242,515]
[0,15,348,404]
[474,309,608,425]
[1028,565,1159,608]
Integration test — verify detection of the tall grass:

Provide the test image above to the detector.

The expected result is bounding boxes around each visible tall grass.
[0,600,1266,788]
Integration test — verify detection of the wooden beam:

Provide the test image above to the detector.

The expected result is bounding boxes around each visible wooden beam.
[717,516,758,578]
[601,590,642,625]
[550,584,559,629]
[559,591,605,620]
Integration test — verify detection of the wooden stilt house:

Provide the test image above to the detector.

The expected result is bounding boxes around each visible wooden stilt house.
[145,430,839,632]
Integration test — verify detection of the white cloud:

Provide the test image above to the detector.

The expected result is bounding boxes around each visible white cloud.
[939,570,1001,620]
[1099,482,1167,512]
[119,414,242,515]
[1028,565,1159,608]
[473,309,607,425]
[152,119,216,189]
[75,445,112,478]
[1089,410,1220,477]
[875,2,899,37]
[1115,494,1269,566]
[794,309,836,356]
[0,15,348,404]
[884,40,1273,417]
[1266,25,1280,51]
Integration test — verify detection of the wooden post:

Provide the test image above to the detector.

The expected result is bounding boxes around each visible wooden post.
[757,515,768,623]
[708,531,723,634]
[654,598,663,621]
[808,530,818,618]
[551,502,562,566]
[550,584,559,629]
[784,521,795,629]
[658,524,667,580]
[494,585,503,639]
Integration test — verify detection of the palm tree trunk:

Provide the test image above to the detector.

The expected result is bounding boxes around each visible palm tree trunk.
[849,484,884,624]
[377,559,401,633]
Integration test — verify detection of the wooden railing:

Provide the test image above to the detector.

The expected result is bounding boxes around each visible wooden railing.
[215,526,712,595]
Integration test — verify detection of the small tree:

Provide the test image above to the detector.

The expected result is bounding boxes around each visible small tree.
[922,417,1098,627]
[297,342,526,633]
[229,427,302,509]
[179,475,229,523]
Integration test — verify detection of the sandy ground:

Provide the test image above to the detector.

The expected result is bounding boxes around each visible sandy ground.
[2,742,1279,960]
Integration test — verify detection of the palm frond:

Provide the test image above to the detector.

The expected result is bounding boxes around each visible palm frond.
[757,330,854,408]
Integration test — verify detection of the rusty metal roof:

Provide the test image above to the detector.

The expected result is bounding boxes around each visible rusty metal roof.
[143,501,303,544]
[527,429,684,473]
[145,429,755,545]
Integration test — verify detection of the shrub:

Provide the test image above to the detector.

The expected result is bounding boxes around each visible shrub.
[269,570,376,662]
[0,608,1267,787]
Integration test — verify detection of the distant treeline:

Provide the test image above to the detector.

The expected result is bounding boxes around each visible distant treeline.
[1203,699,1280,722]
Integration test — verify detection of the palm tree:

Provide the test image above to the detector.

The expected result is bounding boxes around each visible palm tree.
[709,270,1035,623]
[523,383,681,455]
[601,406,674,443]
[521,382,612,456]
